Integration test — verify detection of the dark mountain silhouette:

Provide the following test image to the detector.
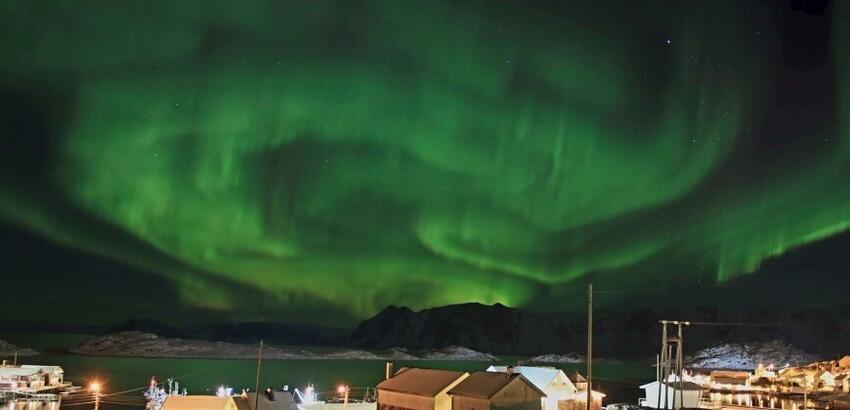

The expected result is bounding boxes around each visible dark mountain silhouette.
[350,303,850,359]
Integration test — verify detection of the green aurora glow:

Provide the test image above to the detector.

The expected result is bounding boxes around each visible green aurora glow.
[0,1,848,321]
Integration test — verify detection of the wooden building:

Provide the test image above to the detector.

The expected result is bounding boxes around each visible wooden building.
[377,368,469,410]
[448,371,546,410]
[161,395,252,410]
[245,390,298,410]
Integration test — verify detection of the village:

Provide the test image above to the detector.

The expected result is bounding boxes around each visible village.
[688,355,850,395]
[145,364,606,410]
[3,353,850,410]
[638,354,850,410]
[141,356,850,410]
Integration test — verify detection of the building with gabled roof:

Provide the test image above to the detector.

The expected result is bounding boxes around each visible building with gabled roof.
[448,371,545,410]
[161,395,252,410]
[21,365,64,387]
[377,367,469,410]
[485,366,603,410]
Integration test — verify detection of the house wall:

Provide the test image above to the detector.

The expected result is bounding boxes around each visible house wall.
[819,373,835,389]
[378,390,436,410]
[45,370,63,386]
[452,396,491,410]
[490,378,544,410]
[435,374,470,410]
[544,374,577,410]
[556,398,602,410]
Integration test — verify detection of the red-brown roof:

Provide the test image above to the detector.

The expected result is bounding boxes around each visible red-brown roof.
[162,396,242,410]
[377,368,467,397]
[448,371,546,399]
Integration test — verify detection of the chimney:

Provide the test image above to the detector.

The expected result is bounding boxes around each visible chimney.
[507,366,514,376]
[385,362,394,380]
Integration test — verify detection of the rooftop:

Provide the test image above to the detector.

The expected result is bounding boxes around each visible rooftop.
[245,391,295,410]
[486,366,565,391]
[0,367,41,377]
[568,372,587,384]
[21,365,62,373]
[161,395,251,410]
[449,371,545,399]
[377,368,467,397]
[639,381,705,391]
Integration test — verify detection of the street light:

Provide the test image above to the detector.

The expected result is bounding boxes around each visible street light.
[338,385,350,410]
[90,381,102,410]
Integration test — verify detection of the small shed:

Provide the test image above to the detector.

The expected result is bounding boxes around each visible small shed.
[639,381,704,409]
[377,367,469,410]
[448,371,546,410]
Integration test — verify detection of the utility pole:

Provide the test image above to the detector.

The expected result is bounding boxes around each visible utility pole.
[657,321,688,410]
[587,283,593,410]
[254,340,264,410]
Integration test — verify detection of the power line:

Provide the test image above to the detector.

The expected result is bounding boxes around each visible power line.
[688,321,847,328]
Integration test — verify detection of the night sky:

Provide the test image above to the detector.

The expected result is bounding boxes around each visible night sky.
[1,1,848,326]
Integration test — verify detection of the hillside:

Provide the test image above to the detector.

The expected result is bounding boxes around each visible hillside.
[351,303,850,359]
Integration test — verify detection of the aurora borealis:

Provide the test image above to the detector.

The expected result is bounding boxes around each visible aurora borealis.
[1,1,849,325]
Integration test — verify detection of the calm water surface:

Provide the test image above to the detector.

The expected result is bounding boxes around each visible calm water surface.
[2,333,653,409]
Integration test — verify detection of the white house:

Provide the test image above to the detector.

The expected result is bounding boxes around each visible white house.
[815,370,836,390]
[487,366,574,410]
[486,366,604,410]
[639,381,704,409]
